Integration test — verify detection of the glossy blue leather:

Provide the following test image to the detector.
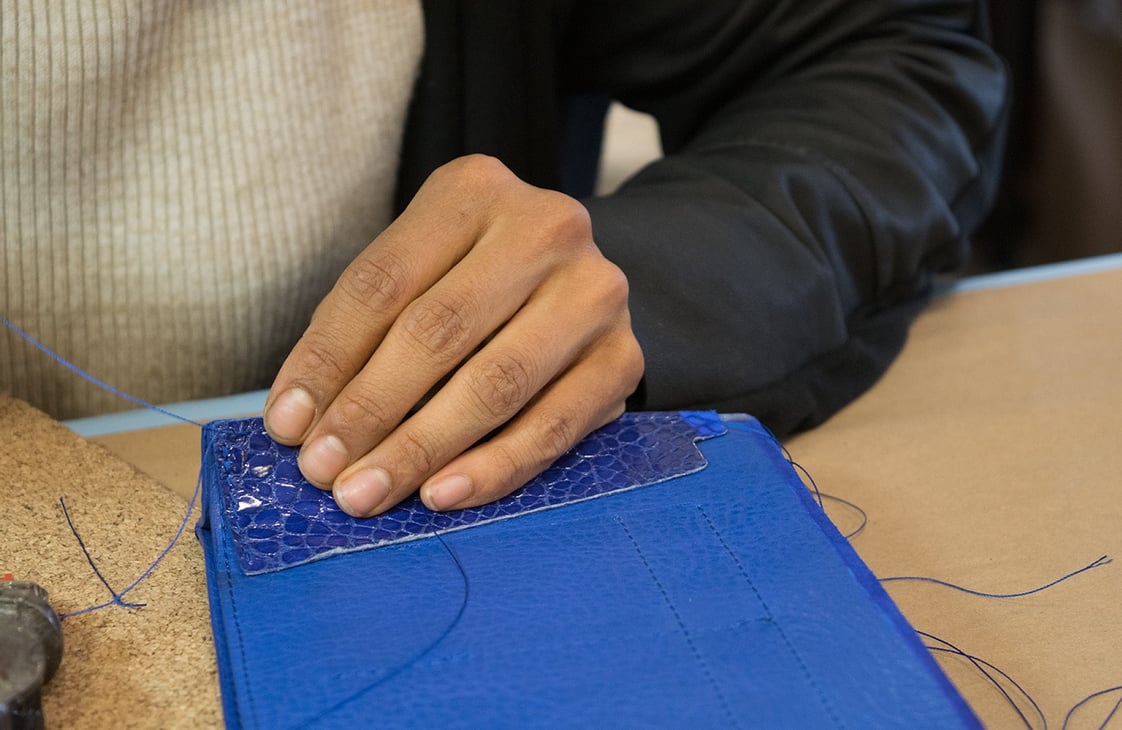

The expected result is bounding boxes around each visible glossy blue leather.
[207,412,726,574]
[196,412,978,729]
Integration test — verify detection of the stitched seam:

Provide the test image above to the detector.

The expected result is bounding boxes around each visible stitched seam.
[696,505,846,729]
[614,515,738,728]
[210,430,258,726]
[220,527,258,730]
[322,614,775,682]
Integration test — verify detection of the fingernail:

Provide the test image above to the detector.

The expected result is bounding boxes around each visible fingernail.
[335,467,392,517]
[299,435,349,486]
[424,474,474,511]
[265,387,316,442]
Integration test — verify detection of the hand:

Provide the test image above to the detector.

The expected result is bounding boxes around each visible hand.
[263,155,644,517]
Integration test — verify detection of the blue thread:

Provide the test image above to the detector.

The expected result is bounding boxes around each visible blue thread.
[755,420,826,509]
[881,555,1112,599]
[1,315,202,427]
[818,493,868,540]
[298,524,470,730]
[755,420,866,536]
[919,630,1043,730]
[3,313,206,618]
[60,470,204,620]
[788,458,825,509]
[926,647,1036,729]
[1062,685,1122,730]
[59,497,145,612]
[1101,695,1122,730]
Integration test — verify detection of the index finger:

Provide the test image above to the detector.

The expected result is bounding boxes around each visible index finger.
[263,165,499,445]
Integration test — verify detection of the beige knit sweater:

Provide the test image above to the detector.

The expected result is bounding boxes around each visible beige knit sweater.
[0,1,423,418]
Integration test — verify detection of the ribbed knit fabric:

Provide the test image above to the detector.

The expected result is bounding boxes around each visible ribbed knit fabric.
[0,1,423,418]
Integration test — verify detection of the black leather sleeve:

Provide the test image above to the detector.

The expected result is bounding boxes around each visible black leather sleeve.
[565,0,1009,435]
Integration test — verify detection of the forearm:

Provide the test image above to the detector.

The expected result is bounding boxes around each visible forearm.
[571,0,1008,433]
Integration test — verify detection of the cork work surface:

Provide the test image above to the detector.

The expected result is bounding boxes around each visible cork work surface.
[0,394,221,728]
[787,266,1122,726]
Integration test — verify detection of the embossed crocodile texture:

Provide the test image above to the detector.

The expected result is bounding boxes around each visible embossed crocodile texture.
[206,411,726,574]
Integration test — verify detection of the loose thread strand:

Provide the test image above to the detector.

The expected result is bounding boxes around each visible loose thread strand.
[881,555,1112,599]
[1099,694,1122,730]
[3,314,205,618]
[59,497,144,610]
[296,523,470,729]
[817,492,869,540]
[756,419,865,533]
[758,420,826,509]
[919,630,1044,730]
[1062,686,1122,730]
[1,315,202,427]
[115,469,204,600]
[788,458,824,509]
[925,646,1038,729]
[60,469,203,620]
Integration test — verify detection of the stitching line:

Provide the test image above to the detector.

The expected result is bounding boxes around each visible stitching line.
[322,614,775,682]
[696,505,846,729]
[614,514,738,728]
[220,519,258,730]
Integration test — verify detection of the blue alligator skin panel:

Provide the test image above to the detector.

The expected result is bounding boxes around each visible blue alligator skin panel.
[196,413,979,730]
[206,411,727,574]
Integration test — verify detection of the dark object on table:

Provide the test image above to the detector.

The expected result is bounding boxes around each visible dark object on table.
[0,578,63,730]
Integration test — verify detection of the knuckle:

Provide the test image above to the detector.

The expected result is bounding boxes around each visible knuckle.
[457,153,510,182]
[531,409,579,459]
[421,154,514,226]
[467,352,535,421]
[488,442,525,485]
[396,428,441,476]
[333,389,393,434]
[533,192,593,250]
[296,332,352,383]
[466,442,527,505]
[400,295,472,360]
[337,250,409,312]
[627,349,645,389]
[595,260,631,309]
[616,334,646,392]
[435,154,511,190]
[567,257,631,319]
